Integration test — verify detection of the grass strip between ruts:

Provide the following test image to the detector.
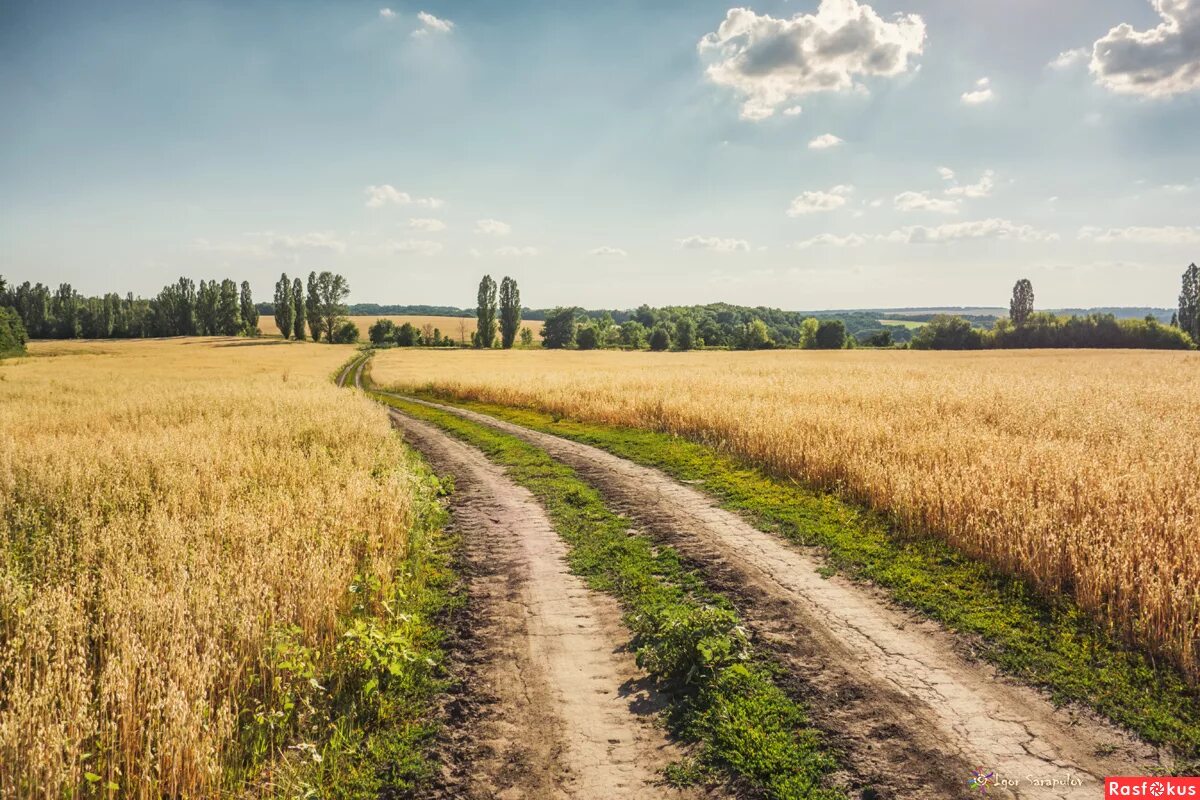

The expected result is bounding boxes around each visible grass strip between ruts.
[371,391,845,800]
[400,389,1200,763]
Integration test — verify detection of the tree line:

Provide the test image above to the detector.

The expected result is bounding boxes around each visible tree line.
[271,271,356,343]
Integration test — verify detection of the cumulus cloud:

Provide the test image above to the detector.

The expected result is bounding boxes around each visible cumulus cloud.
[389,239,444,256]
[379,8,396,19]
[961,77,994,104]
[937,166,956,181]
[475,218,512,236]
[677,235,752,252]
[409,218,446,232]
[412,11,454,37]
[589,246,628,257]
[1049,47,1088,69]
[364,185,444,209]
[495,245,540,256]
[782,105,804,116]
[697,1,926,120]
[1078,225,1200,243]
[787,184,853,215]
[886,218,1057,244]
[944,168,996,198]
[1090,0,1200,96]
[792,233,867,248]
[894,191,960,213]
[808,133,844,150]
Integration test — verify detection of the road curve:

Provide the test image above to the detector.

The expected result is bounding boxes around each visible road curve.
[388,393,1166,800]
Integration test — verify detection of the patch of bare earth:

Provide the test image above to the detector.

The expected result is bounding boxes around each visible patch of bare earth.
[401,396,1168,800]
[383,408,708,800]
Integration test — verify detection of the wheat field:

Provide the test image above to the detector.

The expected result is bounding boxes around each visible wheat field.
[372,347,1200,680]
[0,338,418,797]
[259,315,544,343]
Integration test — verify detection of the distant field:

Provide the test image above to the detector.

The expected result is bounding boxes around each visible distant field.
[372,347,1200,681]
[877,319,923,329]
[260,314,544,342]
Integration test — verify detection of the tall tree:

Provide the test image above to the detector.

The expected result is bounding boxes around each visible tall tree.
[1010,279,1035,327]
[291,278,306,341]
[273,273,294,339]
[315,271,350,343]
[305,272,321,341]
[1179,263,1200,342]
[476,275,498,348]
[239,281,258,334]
[52,283,80,339]
[498,276,521,349]
[197,280,220,335]
[540,307,577,349]
[216,279,242,335]
[174,277,197,335]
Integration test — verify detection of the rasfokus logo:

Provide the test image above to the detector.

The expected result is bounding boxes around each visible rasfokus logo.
[1106,777,1200,798]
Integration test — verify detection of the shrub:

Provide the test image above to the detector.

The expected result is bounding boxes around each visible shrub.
[331,319,359,344]
[368,319,397,346]
[911,315,984,350]
[576,326,599,350]
[0,307,27,357]
[648,326,671,352]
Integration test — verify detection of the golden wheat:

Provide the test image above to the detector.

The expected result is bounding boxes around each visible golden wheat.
[0,338,417,798]
[259,315,544,343]
[373,347,1200,679]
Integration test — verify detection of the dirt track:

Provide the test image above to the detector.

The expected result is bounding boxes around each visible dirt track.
[392,393,1167,800]
[377,402,703,799]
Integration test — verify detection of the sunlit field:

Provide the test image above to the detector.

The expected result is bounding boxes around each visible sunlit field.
[373,347,1200,680]
[259,314,544,343]
[0,339,420,797]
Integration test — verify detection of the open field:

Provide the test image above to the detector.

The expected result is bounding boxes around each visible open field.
[259,314,544,342]
[0,339,430,797]
[372,348,1200,682]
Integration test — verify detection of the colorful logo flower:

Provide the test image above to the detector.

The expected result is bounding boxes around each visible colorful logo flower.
[969,768,998,794]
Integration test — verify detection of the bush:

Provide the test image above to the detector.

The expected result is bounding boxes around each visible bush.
[619,320,646,349]
[648,326,671,352]
[576,326,599,350]
[990,312,1194,350]
[368,319,396,346]
[331,319,359,344]
[813,320,846,350]
[0,307,27,357]
[395,322,419,347]
[633,604,749,689]
[541,307,577,349]
[911,315,985,350]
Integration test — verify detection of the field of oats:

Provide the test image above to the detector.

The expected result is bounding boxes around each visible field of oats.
[372,348,1200,681]
[0,339,421,797]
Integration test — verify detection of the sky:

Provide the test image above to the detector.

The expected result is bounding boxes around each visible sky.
[2,0,1199,311]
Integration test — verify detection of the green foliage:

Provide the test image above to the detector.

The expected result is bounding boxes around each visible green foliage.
[395,322,419,347]
[306,272,321,341]
[738,319,772,350]
[648,325,671,352]
[1010,278,1035,327]
[331,319,359,344]
[519,327,534,347]
[368,319,396,346]
[540,307,578,349]
[475,275,498,348]
[619,320,646,349]
[0,306,28,357]
[857,329,893,347]
[370,393,844,799]
[291,278,306,342]
[498,276,521,349]
[274,273,295,339]
[575,325,599,350]
[988,311,1194,349]
[1180,263,1199,343]
[240,281,259,335]
[910,315,985,350]
[813,320,845,349]
[674,316,697,351]
[314,272,351,343]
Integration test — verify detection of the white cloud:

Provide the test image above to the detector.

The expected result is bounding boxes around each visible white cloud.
[1049,47,1088,69]
[792,233,867,249]
[364,185,444,209]
[677,235,752,252]
[786,184,853,216]
[408,218,446,232]
[782,105,804,116]
[379,8,396,20]
[697,2,926,120]
[475,218,512,236]
[808,133,844,150]
[961,77,994,104]
[389,239,444,256]
[494,245,540,256]
[887,218,1057,244]
[588,246,628,257]
[944,168,996,198]
[937,166,956,181]
[1090,0,1200,96]
[894,191,960,214]
[412,11,454,37]
[1163,183,1193,192]
[1078,225,1200,243]
[266,232,347,254]
[194,231,347,259]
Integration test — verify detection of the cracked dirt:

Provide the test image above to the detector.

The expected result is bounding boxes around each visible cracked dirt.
[394,394,1169,800]
[380,404,706,800]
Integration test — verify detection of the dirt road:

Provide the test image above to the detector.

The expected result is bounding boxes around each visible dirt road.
[392,394,1166,800]
[375,400,703,799]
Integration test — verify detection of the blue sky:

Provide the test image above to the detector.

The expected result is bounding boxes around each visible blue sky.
[2,0,1199,309]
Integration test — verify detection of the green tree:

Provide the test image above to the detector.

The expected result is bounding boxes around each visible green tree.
[240,281,259,335]
[0,307,27,357]
[331,319,359,344]
[305,272,321,341]
[499,276,521,349]
[739,319,772,350]
[476,275,498,348]
[814,319,846,349]
[291,278,306,341]
[911,315,984,350]
[368,318,397,345]
[619,320,646,349]
[197,280,219,335]
[798,317,820,349]
[52,283,80,338]
[216,279,242,335]
[396,322,419,346]
[519,327,533,347]
[1179,263,1199,343]
[540,307,577,349]
[273,273,294,339]
[1010,278,1035,327]
[649,325,671,351]
[315,272,350,343]
[576,325,599,350]
[675,316,697,351]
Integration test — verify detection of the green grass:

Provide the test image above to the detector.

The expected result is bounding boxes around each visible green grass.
[371,392,844,800]
[232,451,462,798]
[403,390,1200,759]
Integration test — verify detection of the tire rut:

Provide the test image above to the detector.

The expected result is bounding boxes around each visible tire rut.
[378,404,706,800]
[395,394,1168,800]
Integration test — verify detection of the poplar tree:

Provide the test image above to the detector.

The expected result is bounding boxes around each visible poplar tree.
[273,273,293,339]
[476,274,497,348]
[1010,279,1034,327]
[1179,263,1199,342]
[291,277,306,341]
[499,276,521,349]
